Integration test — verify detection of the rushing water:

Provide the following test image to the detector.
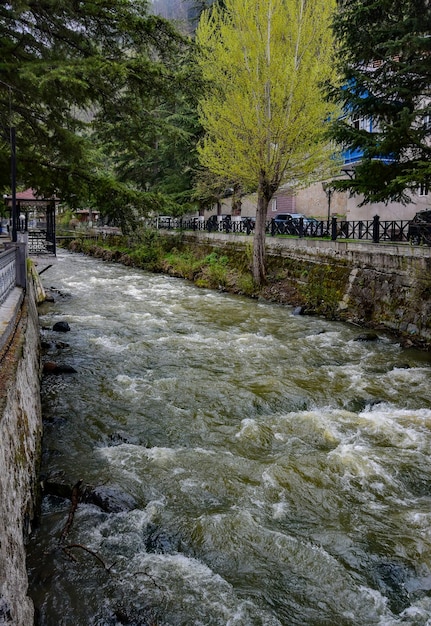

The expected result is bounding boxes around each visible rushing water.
[27,250,431,626]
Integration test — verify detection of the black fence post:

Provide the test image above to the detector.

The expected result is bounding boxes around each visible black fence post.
[298,218,304,238]
[271,219,275,237]
[373,215,380,243]
[331,217,337,241]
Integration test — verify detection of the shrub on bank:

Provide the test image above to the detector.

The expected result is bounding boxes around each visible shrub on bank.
[63,234,258,296]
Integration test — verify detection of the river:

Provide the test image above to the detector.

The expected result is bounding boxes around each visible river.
[27,250,431,626]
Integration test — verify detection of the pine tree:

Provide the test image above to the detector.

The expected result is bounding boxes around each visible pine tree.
[329,0,431,203]
[94,52,203,215]
[196,0,337,285]
[0,1,187,219]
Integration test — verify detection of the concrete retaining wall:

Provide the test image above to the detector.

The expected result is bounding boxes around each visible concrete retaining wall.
[0,274,42,626]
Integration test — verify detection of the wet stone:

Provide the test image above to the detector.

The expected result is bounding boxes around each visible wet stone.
[53,321,70,332]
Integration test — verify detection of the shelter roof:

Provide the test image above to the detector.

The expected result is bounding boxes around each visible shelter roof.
[3,188,58,207]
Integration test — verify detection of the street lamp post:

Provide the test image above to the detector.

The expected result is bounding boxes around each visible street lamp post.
[322,182,333,225]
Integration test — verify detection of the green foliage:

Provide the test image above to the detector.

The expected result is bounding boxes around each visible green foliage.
[0,1,193,222]
[162,250,205,279]
[199,252,229,286]
[329,0,431,203]
[236,273,255,296]
[195,0,339,191]
[56,209,74,229]
[93,48,205,215]
[298,263,351,318]
[195,0,338,284]
[203,251,228,266]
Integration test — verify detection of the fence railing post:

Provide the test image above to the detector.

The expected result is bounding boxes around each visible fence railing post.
[298,218,304,238]
[373,215,380,243]
[331,217,337,241]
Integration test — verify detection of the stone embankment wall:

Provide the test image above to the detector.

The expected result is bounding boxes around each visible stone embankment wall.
[0,269,43,626]
[184,233,431,348]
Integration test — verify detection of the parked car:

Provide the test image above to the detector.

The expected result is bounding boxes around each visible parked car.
[273,213,316,224]
[272,213,320,235]
[273,213,295,223]
[408,210,431,245]
[240,216,256,230]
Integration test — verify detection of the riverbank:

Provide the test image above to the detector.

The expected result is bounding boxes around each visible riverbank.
[62,232,431,350]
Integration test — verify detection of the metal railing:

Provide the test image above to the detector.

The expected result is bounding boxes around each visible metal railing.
[0,247,17,305]
[151,215,417,244]
[28,230,56,255]
[333,216,411,243]
[0,243,27,306]
[58,215,426,246]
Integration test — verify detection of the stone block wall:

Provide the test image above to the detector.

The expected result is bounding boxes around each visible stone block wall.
[184,232,431,347]
[0,278,42,626]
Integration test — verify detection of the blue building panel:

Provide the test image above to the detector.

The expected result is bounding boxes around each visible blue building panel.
[343,147,364,164]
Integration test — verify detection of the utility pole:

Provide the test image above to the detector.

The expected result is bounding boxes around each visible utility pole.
[0,80,17,242]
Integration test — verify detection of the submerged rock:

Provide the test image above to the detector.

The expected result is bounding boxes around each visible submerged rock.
[144,523,181,554]
[292,306,305,315]
[372,560,411,614]
[53,321,70,332]
[43,480,137,513]
[82,485,137,513]
[354,332,379,342]
[43,362,77,374]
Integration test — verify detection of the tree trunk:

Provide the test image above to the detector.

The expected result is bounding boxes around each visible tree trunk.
[231,183,242,216]
[252,176,272,286]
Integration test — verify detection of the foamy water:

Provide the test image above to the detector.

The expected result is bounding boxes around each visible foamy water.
[27,250,431,625]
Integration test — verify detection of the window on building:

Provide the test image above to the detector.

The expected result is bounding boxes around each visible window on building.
[351,114,370,131]
[419,182,429,196]
[422,114,431,130]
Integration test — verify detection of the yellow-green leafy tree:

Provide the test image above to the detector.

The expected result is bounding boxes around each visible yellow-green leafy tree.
[196,0,339,285]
